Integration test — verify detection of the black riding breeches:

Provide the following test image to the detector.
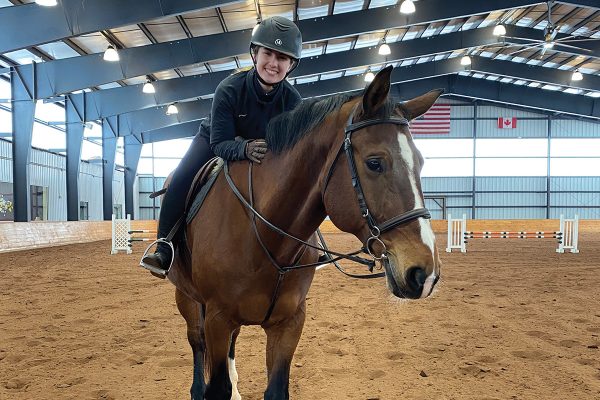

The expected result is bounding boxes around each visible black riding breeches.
[157,134,214,241]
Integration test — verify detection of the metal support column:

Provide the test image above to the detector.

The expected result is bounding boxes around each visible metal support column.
[124,135,142,219]
[471,101,478,220]
[65,95,85,221]
[546,115,552,219]
[102,116,118,220]
[10,65,36,222]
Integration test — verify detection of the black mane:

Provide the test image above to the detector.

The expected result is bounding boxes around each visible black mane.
[266,91,399,154]
[266,93,355,154]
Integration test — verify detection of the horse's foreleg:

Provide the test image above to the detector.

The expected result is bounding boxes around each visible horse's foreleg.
[229,327,242,400]
[204,308,236,400]
[175,289,205,400]
[263,302,306,400]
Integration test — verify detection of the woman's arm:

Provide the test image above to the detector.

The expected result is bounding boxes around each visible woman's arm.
[209,85,249,160]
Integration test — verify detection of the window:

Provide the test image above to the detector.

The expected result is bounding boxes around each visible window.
[0,182,14,222]
[113,204,123,219]
[79,201,89,220]
[30,185,47,221]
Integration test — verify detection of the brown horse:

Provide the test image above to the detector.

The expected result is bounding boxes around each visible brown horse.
[166,66,442,400]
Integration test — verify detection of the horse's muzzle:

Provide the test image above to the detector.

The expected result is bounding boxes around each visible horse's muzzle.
[382,257,439,299]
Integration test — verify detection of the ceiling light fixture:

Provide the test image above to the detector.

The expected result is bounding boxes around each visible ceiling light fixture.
[166,103,179,115]
[378,42,391,56]
[543,41,555,49]
[571,69,583,81]
[399,0,416,14]
[35,0,57,6]
[364,70,375,83]
[493,24,506,36]
[142,78,156,94]
[460,55,472,66]
[103,45,120,62]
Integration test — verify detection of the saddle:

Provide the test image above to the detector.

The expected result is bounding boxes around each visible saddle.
[184,157,224,224]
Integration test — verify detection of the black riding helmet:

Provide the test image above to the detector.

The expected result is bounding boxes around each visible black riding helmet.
[250,16,302,85]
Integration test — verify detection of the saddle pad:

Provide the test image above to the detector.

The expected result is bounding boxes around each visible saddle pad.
[186,158,224,224]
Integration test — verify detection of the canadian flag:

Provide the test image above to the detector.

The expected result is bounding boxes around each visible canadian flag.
[497,117,517,129]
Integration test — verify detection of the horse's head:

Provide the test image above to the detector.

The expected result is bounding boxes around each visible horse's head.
[322,66,442,300]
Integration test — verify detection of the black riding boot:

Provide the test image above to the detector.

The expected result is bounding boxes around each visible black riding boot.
[140,241,173,278]
[140,133,214,278]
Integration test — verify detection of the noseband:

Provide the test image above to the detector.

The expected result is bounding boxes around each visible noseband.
[322,105,431,259]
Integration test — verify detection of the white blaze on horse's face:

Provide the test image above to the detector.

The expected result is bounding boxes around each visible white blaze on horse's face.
[396,133,438,299]
[367,127,439,300]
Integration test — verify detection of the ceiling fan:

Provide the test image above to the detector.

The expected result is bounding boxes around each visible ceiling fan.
[489,1,599,58]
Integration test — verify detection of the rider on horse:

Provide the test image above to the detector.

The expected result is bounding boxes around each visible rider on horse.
[141,17,303,277]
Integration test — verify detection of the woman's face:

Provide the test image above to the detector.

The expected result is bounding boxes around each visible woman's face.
[254,47,294,86]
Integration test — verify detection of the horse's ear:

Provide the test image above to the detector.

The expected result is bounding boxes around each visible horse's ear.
[362,66,393,118]
[400,89,445,120]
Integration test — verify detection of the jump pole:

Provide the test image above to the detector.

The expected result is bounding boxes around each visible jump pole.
[446,214,579,253]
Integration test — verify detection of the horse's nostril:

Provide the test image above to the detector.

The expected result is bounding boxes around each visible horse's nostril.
[406,267,427,292]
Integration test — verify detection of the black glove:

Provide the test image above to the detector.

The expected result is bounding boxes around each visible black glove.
[245,139,268,164]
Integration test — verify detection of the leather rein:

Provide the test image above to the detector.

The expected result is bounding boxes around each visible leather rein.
[224,105,431,279]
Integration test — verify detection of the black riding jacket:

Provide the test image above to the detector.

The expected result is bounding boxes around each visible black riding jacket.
[199,68,302,160]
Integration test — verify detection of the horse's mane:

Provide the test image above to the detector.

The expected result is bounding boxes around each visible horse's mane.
[266,91,399,154]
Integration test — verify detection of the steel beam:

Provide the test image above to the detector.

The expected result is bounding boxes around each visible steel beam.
[14,4,567,99]
[65,95,85,221]
[469,56,600,91]
[80,71,229,121]
[70,24,600,120]
[102,116,118,220]
[118,100,210,136]
[141,120,201,144]
[556,0,600,9]
[124,135,142,219]
[113,57,598,139]
[0,0,241,54]
[299,0,538,43]
[10,67,36,222]
[447,75,600,120]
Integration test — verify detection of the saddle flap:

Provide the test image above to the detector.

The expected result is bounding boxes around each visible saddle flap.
[185,157,224,224]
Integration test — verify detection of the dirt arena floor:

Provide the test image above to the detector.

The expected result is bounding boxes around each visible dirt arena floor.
[1,231,599,400]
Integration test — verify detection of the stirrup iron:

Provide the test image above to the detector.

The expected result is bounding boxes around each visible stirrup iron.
[139,238,175,278]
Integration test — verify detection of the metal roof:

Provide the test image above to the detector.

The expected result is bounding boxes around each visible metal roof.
[1,0,599,143]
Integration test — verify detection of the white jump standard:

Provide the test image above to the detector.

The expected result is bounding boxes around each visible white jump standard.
[111,214,157,254]
[446,214,579,253]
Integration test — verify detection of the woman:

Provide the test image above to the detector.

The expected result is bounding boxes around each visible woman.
[141,16,303,277]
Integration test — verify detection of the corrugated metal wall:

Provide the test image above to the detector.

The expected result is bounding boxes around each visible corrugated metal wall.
[0,139,124,221]
[417,99,600,220]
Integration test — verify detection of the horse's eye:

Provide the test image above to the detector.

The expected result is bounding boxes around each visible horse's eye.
[366,158,384,173]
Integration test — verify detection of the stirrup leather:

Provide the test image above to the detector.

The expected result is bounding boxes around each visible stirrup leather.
[139,238,175,278]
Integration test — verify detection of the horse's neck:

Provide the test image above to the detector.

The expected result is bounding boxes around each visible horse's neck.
[252,118,341,243]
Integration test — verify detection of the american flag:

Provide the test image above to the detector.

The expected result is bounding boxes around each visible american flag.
[410,104,451,135]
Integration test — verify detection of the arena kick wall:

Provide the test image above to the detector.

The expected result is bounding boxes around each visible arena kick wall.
[2,219,600,253]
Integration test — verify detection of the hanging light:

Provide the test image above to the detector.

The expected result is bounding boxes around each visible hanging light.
[142,78,156,94]
[460,55,472,66]
[399,0,416,14]
[103,45,120,62]
[35,0,57,6]
[378,42,391,56]
[364,70,375,82]
[571,69,583,81]
[543,41,555,49]
[493,24,506,36]
[166,103,179,115]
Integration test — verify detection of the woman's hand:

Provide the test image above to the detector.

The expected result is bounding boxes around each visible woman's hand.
[245,139,268,163]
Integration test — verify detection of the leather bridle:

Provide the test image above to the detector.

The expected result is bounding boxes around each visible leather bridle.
[321,105,432,260]
[224,103,433,323]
